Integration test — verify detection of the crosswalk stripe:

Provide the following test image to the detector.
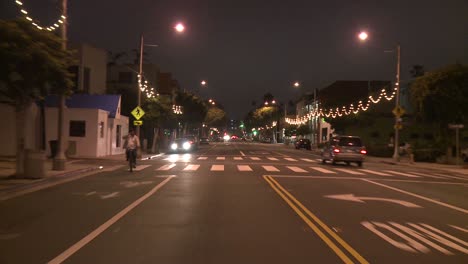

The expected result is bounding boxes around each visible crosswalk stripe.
[197,157,208,160]
[301,158,315,162]
[335,168,365,175]
[284,158,298,162]
[310,167,336,174]
[216,157,225,160]
[183,165,200,171]
[234,157,243,160]
[267,157,279,161]
[238,165,253,171]
[287,166,307,173]
[359,169,391,176]
[211,165,224,171]
[403,171,445,179]
[384,170,421,178]
[262,165,280,172]
[157,164,176,171]
[250,157,261,161]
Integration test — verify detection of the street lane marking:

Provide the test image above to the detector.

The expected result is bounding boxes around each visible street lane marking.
[450,225,468,233]
[211,165,224,171]
[267,157,279,161]
[250,157,261,161]
[238,165,253,171]
[287,166,307,173]
[156,164,176,171]
[48,176,175,264]
[234,157,243,160]
[197,157,208,160]
[263,165,280,172]
[432,173,467,181]
[359,169,391,176]
[310,167,336,174]
[335,168,365,175]
[284,158,298,162]
[216,157,225,160]
[183,164,200,171]
[264,176,369,264]
[301,158,315,162]
[240,151,246,156]
[363,179,468,214]
[405,171,446,179]
[384,170,421,178]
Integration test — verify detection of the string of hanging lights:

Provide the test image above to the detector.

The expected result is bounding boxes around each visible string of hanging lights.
[14,1,66,32]
[137,74,159,99]
[286,86,397,125]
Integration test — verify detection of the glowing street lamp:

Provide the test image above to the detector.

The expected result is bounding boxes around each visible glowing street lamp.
[175,23,185,33]
[201,80,207,86]
[294,82,300,87]
[358,31,368,41]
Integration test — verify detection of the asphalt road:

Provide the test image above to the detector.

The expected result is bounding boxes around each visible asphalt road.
[0,142,467,264]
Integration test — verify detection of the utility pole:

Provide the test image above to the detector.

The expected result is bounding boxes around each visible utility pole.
[135,33,144,141]
[53,0,67,170]
[392,44,401,162]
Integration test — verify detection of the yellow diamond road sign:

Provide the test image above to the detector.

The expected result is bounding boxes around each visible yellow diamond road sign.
[392,106,405,117]
[131,106,145,120]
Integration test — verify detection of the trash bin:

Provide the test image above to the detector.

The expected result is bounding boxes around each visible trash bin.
[49,140,58,158]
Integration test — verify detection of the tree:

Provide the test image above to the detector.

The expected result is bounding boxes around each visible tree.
[176,91,208,136]
[0,19,75,176]
[205,106,227,128]
[410,63,468,145]
[297,124,311,136]
[410,64,425,78]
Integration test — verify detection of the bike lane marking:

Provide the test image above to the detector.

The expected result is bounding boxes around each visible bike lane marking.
[48,175,175,264]
[263,175,369,264]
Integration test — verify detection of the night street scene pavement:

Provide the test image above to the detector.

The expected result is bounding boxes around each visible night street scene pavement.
[1,1,467,263]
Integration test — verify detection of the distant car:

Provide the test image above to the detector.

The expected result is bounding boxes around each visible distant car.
[262,137,272,143]
[200,137,209,145]
[169,137,197,153]
[321,135,366,167]
[295,139,311,150]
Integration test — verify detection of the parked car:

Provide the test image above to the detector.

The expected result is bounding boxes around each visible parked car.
[200,137,209,145]
[321,135,366,167]
[169,137,198,153]
[295,139,311,150]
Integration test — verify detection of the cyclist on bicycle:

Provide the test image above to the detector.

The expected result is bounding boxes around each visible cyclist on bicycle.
[124,129,140,168]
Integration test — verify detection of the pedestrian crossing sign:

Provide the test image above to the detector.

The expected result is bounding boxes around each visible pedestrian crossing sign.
[131,106,145,120]
[392,106,405,117]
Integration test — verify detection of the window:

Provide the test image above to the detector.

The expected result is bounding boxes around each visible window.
[99,121,104,138]
[69,121,86,137]
[118,72,133,83]
[116,125,122,147]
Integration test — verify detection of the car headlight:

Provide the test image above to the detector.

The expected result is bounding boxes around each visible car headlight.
[183,142,191,150]
[171,143,178,150]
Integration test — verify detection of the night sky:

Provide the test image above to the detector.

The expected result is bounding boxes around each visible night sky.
[2,0,467,119]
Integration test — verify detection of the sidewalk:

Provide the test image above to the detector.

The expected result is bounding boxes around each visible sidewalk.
[0,153,163,201]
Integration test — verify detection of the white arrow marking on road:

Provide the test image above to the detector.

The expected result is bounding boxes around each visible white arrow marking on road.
[101,192,119,199]
[325,194,422,208]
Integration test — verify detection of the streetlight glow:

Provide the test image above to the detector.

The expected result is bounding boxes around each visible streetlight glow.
[175,23,185,32]
[294,82,300,87]
[359,31,368,41]
[201,80,206,86]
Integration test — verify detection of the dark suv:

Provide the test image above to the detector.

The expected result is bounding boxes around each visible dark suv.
[295,139,311,150]
[321,136,366,166]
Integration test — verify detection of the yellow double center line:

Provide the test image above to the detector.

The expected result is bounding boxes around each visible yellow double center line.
[263,175,369,264]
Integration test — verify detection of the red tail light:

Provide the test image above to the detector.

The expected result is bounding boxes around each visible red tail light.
[360,149,367,154]
[333,148,340,153]
[189,141,194,144]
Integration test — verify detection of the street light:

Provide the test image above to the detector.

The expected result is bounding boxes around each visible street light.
[359,31,401,161]
[294,81,300,87]
[136,23,185,140]
[201,80,207,86]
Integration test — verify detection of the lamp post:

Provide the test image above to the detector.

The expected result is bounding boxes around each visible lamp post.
[359,31,401,161]
[53,0,68,170]
[136,22,185,141]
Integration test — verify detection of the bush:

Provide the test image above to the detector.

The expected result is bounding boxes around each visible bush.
[413,148,443,162]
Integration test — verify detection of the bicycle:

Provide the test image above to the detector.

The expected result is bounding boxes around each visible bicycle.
[127,149,137,172]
